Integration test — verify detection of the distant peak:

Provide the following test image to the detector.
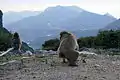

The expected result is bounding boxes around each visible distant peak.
[104,13,115,18]
[55,5,83,10]
[66,5,84,11]
[45,5,84,12]
[55,5,81,9]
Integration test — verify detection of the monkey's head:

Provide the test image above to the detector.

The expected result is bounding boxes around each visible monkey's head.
[13,32,20,39]
[60,31,71,40]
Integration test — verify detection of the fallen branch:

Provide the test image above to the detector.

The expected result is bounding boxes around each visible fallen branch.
[0,48,14,57]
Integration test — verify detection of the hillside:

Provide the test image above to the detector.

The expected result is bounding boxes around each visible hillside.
[59,11,116,30]
[103,19,120,30]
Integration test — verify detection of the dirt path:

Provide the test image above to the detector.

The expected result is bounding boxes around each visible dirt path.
[0,55,120,80]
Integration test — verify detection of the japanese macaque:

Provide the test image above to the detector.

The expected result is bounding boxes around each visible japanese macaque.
[57,31,79,66]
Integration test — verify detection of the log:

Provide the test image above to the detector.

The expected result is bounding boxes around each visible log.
[0,48,14,57]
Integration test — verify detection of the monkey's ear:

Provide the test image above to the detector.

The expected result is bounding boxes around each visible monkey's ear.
[60,34,62,40]
[60,31,69,36]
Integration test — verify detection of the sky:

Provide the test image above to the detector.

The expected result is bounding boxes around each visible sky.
[0,0,120,18]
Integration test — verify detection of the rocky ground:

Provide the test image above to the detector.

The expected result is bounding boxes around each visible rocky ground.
[0,54,120,80]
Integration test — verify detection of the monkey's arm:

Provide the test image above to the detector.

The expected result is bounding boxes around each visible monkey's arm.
[57,48,60,54]
[18,44,21,51]
[74,38,79,50]
[18,40,22,50]
[76,43,79,50]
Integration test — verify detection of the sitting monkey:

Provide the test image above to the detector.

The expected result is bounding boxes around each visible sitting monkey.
[12,32,22,55]
[57,31,79,66]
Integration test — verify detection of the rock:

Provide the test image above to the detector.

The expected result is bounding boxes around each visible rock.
[94,64,100,67]
[25,51,33,56]
[33,76,36,78]
[79,47,89,51]
[0,10,3,27]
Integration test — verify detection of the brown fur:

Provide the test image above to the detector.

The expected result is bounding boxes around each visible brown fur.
[57,31,79,66]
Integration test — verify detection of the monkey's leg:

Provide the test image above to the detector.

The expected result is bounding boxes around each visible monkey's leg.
[81,56,86,63]
[64,50,79,66]
[62,58,67,63]
[59,52,67,63]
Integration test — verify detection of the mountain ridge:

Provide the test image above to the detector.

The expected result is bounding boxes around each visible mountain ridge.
[6,6,116,30]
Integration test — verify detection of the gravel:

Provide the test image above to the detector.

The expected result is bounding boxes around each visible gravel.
[0,54,120,80]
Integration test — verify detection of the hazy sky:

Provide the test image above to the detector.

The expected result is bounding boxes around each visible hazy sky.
[0,0,120,18]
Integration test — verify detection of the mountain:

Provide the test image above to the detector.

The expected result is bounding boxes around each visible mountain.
[5,6,116,49]
[3,11,40,26]
[58,12,116,30]
[103,19,120,30]
[6,6,116,30]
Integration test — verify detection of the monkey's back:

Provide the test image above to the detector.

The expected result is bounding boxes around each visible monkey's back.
[59,35,77,51]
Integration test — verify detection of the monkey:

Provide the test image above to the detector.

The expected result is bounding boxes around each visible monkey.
[57,31,80,66]
[12,32,22,55]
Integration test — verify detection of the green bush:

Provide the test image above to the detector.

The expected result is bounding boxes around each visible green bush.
[0,27,12,51]
[42,38,60,51]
